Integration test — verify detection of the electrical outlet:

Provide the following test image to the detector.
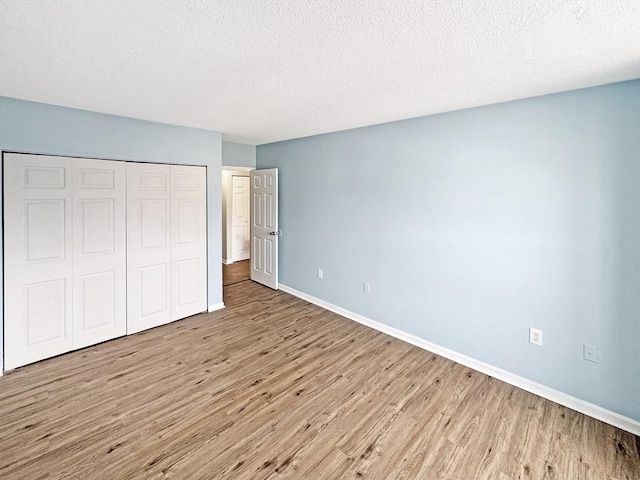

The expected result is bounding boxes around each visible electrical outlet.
[583,344,598,363]
[529,327,543,346]
[317,268,323,279]
[363,282,371,294]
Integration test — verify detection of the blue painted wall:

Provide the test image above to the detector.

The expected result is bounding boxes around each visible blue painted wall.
[0,97,223,371]
[257,80,640,421]
[222,141,256,168]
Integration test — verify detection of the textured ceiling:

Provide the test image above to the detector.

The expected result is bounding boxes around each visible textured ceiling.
[1,0,639,145]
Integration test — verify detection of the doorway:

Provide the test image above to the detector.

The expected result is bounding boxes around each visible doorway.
[221,167,280,292]
[221,167,253,286]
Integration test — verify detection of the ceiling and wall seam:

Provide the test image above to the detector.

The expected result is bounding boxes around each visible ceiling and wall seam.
[0,0,639,144]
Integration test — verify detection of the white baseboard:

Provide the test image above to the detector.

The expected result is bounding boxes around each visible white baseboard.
[279,284,640,435]
[222,259,233,265]
[207,302,225,313]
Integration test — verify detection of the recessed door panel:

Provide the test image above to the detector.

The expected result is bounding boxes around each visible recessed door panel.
[265,193,274,230]
[25,200,66,263]
[79,271,116,330]
[176,199,198,245]
[23,166,66,188]
[80,199,115,255]
[253,193,263,227]
[234,192,245,215]
[140,200,168,249]
[253,236,262,270]
[79,169,115,189]
[25,278,67,345]
[139,174,166,190]
[233,224,249,257]
[175,174,199,191]
[264,238,274,275]
[176,258,199,307]
[140,264,168,316]
[4,153,74,369]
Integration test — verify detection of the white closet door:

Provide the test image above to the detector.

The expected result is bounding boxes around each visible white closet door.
[126,163,172,334]
[72,158,127,349]
[3,153,73,369]
[171,165,207,320]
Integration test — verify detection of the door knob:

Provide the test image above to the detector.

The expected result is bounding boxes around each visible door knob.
[269,230,282,236]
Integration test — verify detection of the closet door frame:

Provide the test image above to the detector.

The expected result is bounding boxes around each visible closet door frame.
[2,153,210,370]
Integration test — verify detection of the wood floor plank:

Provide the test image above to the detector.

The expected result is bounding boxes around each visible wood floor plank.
[223,260,250,286]
[0,279,638,479]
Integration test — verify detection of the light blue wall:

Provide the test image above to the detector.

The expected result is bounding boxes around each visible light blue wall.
[257,80,640,421]
[0,97,223,371]
[222,141,256,168]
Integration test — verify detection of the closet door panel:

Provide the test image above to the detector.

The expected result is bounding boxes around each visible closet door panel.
[3,153,73,369]
[171,165,207,320]
[72,158,126,349]
[127,163,172,334]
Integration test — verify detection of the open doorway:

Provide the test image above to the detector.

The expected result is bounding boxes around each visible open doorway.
[222,167,253,287]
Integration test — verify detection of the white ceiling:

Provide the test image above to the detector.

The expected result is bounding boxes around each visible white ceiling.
[1,1,639,145]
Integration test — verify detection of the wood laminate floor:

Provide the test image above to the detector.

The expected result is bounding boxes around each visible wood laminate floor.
[0,281,638,479]
[223,260,250,286]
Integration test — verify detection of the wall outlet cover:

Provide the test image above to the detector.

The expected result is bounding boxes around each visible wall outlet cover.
[529,327,543,346]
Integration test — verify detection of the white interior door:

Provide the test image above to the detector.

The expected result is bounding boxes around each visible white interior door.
[127,163,172,334]
[171,165,207,321]
[3,153,73,369]
[232,175,250,261]
[72,158,127,349]
[250,168,279,289]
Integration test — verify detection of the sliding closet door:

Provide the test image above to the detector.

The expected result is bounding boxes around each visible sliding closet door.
[72,159,127,349]
[126,163,172,334]
[171,165,207,320]
[3,153,73,369]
